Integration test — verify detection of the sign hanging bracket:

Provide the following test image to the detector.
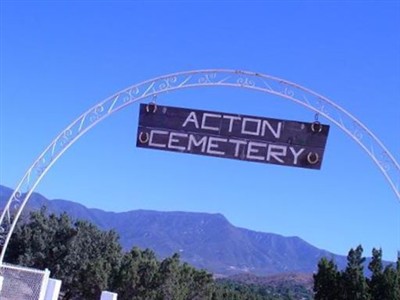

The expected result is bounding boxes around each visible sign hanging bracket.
[146,95,158,113]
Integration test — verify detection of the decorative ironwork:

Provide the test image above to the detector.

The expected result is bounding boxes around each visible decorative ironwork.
[0,69,399,264]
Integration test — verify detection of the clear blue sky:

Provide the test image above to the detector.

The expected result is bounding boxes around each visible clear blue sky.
[1,1,399,261]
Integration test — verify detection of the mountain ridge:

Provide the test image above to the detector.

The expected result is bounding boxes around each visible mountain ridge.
[0,184,347,276]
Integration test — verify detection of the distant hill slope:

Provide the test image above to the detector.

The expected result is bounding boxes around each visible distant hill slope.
[226,272,314,289]
[220,272,315,299]
[0,185,347,276]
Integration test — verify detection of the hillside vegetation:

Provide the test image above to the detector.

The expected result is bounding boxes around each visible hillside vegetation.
[5,208,314,299]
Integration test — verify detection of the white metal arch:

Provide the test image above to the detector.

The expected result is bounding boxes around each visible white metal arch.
[0,69,399,263]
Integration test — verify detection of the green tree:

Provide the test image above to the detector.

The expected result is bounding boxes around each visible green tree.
[397,255,400,298]
[341,245,369,300]
[6,208,76,270]
[368,250,400,300]
[156,253,181,299]
[368,248,384,300]
[155,253,214,300]
[6,208,122,299]
[62,220,122,299]
[7,208,315,300]
[313,257,341,300]
[185,266,213,299]
[113,247,159,300]
[114,249,214,300]
[381,265,399,300]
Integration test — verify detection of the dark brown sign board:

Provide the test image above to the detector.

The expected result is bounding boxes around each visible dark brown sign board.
[136,104,330,169]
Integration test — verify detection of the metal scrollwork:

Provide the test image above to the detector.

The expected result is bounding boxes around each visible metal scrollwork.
[352,122,364,141]
[378,151,392,172]
[284,87,295,97]
[128,86,140,100]
[89,105,105,122]
[315,99,331,117]
[158,76,178,90]
[198,73,217,84]
[119,91,132,104]
[237,77,255,87]
[12,192,22,206]
[9,192,23,214]
[60,129,73,147]
[34,157,47,176]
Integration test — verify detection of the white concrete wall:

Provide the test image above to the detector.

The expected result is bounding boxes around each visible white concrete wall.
[100,291,118,300]
[44,278,62,300]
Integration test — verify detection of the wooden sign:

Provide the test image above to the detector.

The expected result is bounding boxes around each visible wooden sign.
[136,104,330,169]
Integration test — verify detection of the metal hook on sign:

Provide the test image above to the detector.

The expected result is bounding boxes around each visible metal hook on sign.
[146,96,158,113]
[311,112,322,133]
[139,132,150,144]
[146,102,157,113]
[311,121,323,133]
[307,152,319,165]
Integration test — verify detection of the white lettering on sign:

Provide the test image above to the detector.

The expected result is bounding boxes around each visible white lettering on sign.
[246,141,265,161]
[223,115,241,132]
[207,136,227,155]
[201,113,221,131]
[182,112,199,129]
[143,129,307,165]
[149,130,168,148]
[262,120,282,139]
[138,104,329,169]
[229,139,247,157]
[242,118,261,136]
[168,132,188,151]
[181,111,283,140]
[188,135,208,152]
[266,144,287,163]
[289,147,305,165]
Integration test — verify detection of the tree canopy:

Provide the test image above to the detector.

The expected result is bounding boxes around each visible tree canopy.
[6,208,311,300]
[314,245,400,300]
